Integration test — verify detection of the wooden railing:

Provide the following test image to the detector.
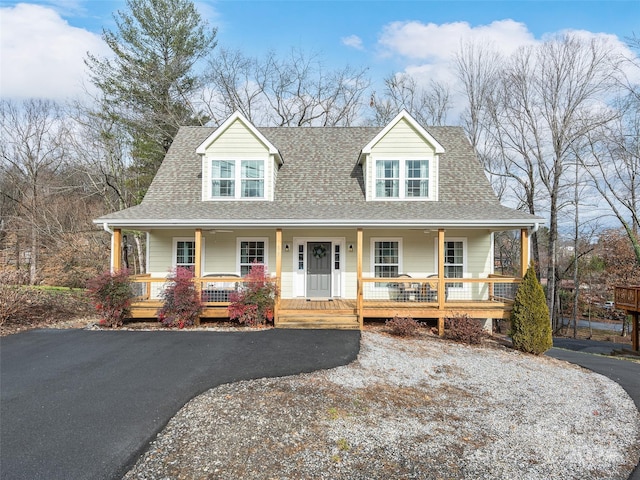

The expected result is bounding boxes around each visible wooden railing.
[615,286,640,312]
[359,276,521,305]
[129,275,250,304]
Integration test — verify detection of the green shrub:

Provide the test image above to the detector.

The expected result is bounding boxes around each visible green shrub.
[86,269,134,327]
[510,264,552,355]
[444,314,486,345]
[385,315,420,337]
[157,267,202,328]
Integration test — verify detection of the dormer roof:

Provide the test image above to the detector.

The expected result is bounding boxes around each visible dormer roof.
[358,110,445,164]
[196,111,283,165]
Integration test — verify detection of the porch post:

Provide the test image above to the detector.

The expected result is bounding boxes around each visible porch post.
[275,228,282,325]
[113,228,122,273]
[437,228,445,336]
[633,312,639,352]
[357,228,363,329]
[520,228,530,276]
[194,228,203,278]
[194,228,202,326]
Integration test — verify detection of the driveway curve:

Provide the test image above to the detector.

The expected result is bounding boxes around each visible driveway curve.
[0,328,360,480]
[548,339,640,480]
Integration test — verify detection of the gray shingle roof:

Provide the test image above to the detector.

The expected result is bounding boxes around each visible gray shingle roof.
[96,124,542,228]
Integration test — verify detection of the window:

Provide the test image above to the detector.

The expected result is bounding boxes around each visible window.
[241,160,264,197]
[211,159,264,199]
[376,160,399,198]
[175,240,195,270]
[405,160,429,197]
[444,240,463,287]
[373,240,400,278]
[298,244,305,270]
[211,160,235,197]
[240,240,266,276]
[375,159,430,199]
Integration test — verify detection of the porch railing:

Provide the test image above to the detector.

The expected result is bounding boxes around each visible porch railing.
[359,275,520,304]
[129,274,249,304]
[614,286,640,312]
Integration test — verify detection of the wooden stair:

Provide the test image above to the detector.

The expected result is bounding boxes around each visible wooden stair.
[276,312,360,329]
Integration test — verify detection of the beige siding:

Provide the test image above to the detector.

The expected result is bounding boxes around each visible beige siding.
[148,230,197,275]
[364,118,439,200]
[371,118,437,156]
[204,230,277,275]
[204,119,270,156]
[147,228,493,301]
[201,119,274,201]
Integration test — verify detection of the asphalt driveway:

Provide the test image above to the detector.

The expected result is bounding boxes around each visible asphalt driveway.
[0,328,360,480]
[548,338,640,480]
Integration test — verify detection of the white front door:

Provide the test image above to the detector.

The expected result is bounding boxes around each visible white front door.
[306,242,331,298]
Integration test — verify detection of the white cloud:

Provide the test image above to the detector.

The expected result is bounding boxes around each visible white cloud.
[378,19,536,61]
[342,34,364,50]
[0,3,108,101]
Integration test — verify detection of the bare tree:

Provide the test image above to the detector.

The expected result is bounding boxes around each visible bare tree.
[454,41,502,150]
[477,35,622,326]
[369,72,451,126]
[578,97,640,265]
[0,99,68,284]
[203,48,370,127]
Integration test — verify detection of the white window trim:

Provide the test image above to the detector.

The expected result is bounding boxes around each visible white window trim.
[433,237,467,290]
[292,237,346,298]
[371,157,436,201]
[172,237,206,271]
[236,237,269,276]
[370,238,403,277]
[206,157,267,201]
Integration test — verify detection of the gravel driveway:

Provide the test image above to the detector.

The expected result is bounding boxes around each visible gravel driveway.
[124,330,640,480]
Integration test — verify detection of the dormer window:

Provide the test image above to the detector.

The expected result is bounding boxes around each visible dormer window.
[375,159,430,199]
[211,159,264,199]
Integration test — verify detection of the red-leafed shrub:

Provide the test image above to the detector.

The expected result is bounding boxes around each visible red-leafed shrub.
[444,314,486,345]
[157,267,202,328]
[228,263,277,327]
[385,315,420,337]
[86,269,134,327]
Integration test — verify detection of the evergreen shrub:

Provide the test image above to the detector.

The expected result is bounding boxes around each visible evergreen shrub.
[510,264,553,355]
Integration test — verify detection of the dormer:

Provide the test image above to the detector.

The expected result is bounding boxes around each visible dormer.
[358,110,445,201]
[196,111,283,201]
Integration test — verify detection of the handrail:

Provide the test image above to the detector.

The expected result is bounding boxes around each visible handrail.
[615,286,640,311]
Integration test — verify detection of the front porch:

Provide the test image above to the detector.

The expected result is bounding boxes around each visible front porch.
[119,227,530,332]
[128,274,519,331]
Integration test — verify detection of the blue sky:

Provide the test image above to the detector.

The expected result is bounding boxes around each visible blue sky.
[0,0,638,101]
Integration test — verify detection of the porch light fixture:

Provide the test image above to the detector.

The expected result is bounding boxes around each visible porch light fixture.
[348,244,354,252]
[284,244,290,252]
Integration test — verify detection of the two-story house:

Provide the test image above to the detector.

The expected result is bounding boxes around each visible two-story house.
[94,110,543,331]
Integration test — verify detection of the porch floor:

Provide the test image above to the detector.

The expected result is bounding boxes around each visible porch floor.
[128,298,512,329]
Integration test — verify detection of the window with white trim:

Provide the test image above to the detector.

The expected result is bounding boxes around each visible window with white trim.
[376,160,399,198]
[211,159,264,199]
[375,159,430,199]
[373,240,400,277]
[175,239,195,270]
[239,240,266,276]
[444,240,464,287]
[405,160,429,197]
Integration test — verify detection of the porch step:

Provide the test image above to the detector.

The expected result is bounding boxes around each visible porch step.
[276,311,360,330]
